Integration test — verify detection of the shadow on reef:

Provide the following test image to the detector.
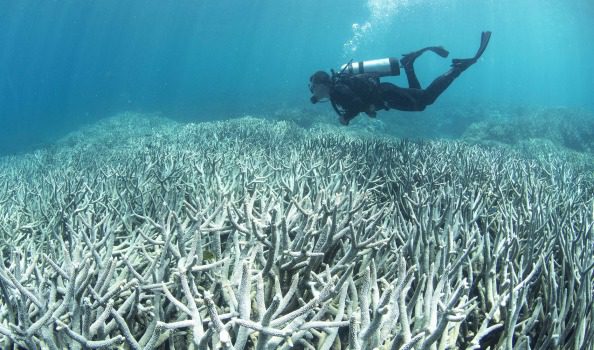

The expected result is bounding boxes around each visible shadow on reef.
[271,105,594,152]
[270,105,594,175]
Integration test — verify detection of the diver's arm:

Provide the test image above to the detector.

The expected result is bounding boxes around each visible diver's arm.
[332,83,366,116]
[365,104,377,118]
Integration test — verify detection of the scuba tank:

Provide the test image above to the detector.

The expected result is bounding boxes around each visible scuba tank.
[339,57,400,77]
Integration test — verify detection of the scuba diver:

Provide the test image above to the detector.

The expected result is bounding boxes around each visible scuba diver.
[309,31,491,125]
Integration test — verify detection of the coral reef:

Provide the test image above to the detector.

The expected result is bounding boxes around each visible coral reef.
[462,106,594,176]
[463,106,594,153]
[268,107,389,137]
[0,113,592,349]
[269,105,594,153]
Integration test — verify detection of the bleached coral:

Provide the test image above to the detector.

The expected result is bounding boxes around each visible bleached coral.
[0,114,592,349]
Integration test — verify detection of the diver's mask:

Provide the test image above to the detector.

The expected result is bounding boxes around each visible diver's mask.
[309,82,330,104]
[309,71,332,104]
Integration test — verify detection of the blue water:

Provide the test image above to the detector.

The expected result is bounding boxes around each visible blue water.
[1,0,593,154]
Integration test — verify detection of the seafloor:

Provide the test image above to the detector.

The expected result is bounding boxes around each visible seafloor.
[0,110,592,349]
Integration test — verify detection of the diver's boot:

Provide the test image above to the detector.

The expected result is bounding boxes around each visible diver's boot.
[451,31,492,72]
[401,46,450,69]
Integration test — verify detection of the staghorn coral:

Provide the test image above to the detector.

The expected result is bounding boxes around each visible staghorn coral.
[0,113,592,349]
[462,106,594,153]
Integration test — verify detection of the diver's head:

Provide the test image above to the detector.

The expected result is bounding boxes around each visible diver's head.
[309,71,331,104]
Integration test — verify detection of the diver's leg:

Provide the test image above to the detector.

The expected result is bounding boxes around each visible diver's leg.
[402,60,422,89]
[421,31,491,105]
[420,69,462,105]
[400,46,449,89]
[380,83,427,111]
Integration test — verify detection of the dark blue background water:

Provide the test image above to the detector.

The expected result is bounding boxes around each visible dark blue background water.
[1,0,593,154]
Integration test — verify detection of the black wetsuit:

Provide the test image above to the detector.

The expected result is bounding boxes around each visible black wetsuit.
[325,32,491,124]
[329,73,386,121]
[330,63,465,123]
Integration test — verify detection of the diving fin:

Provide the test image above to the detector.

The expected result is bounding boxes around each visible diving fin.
[452,31,491,70]
[401,46,450,69]
[430,46,450,58]
[473,31,491,60]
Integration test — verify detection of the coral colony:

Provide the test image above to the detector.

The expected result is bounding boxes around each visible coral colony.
[0,115,592,349]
